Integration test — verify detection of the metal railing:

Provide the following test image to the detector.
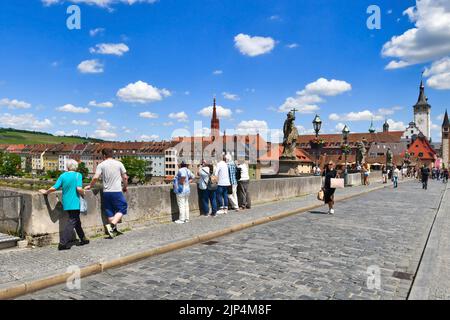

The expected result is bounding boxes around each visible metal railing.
[0,195,25,239]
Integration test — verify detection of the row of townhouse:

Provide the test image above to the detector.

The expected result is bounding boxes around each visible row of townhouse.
[0,141,179,178]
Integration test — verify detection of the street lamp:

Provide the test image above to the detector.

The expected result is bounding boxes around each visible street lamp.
[311,114,323,173]
[313,114,322,137]
[342,125,350,186]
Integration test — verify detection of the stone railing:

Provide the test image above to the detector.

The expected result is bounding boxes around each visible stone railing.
[0,172,381,246]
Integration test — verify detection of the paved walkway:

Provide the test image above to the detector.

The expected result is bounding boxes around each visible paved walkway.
[409,181,450,300]
[18,180,447,300]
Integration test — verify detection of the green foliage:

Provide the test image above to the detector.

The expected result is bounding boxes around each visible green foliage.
[0,152,22,176]
[77,162,89,179]
[0,127,105,144]
[45,170,62,180]
[121,157,147,183]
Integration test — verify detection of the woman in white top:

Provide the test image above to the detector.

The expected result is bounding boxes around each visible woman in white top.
[214,155,231,215]
[237,160,251,210]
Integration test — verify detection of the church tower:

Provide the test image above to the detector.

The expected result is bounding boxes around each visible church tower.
[383,119,389,133]
[413,79,431,140]
[442,110,450,168]
[211,98,220,138]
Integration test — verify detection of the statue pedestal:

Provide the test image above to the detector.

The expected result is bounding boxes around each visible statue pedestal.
[278,159,302,176]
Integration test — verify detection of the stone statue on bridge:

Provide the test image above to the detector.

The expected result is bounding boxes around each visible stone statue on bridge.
[386,148,393,168]
[281,111,299,160]
[356,141,366,166]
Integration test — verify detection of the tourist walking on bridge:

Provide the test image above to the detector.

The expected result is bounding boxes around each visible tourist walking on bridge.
[322,161,338,215]
[226,154,240,212]
[421,165,430,190]
[39,159,89,250]
[85,148,128,238]
[393,166,400,189]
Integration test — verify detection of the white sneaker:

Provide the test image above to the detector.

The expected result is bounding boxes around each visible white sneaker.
[329,209,335,215]
[184,219,190,223]
[175,220,185,224]
[216,210,224,215]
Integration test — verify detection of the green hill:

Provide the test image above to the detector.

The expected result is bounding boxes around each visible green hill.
[0,128,104,145]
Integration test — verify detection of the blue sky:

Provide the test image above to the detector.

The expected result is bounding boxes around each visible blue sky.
[0,0,449,142]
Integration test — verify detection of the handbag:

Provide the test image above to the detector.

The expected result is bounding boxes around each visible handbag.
[80,196,88,214]
[330,178,345,189]
[317,189,324,201]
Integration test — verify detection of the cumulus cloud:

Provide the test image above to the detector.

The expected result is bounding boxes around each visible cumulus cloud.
[94,130,117,139]
[77,59,104,74]
[424,57,450,89]
[89,100,114,108]
[57,104,90,113]
[222,92,240,101]
[279,78,351,113]
[140,134,159,141]
[234,33,276,57]
[382,0,450,69]
[55,129,80,136]
[235,120,268,135]
[329,110,383,122]
[169,111,189,123]
[213,70,223,75]
[0,113,52,130]
[117,81,171,104]
[387,119,407,131]
[139,111,158,119]
[286,43,299,49]
[198,105,233,118]
[90,43,129,56]
[0,98,31,109]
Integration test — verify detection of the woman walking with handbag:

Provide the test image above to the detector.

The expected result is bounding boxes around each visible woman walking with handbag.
[39,159,89,250]
[322,161,339,215]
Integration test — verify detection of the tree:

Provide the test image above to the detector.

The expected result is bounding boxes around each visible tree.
[0,152,22,176]
[77,162,89,179]
[121,157,146,184]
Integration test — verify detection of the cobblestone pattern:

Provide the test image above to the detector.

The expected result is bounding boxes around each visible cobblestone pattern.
[0,180,389,286]
[20,180,446,300]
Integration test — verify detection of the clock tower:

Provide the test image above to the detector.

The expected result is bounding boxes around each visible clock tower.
[413,80,431,140]
[442,110,450,169]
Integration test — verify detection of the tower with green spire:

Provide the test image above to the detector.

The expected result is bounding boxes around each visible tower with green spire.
[369,119,376,133]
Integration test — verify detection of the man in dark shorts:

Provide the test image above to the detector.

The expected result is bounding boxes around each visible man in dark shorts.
[86,148,128,238]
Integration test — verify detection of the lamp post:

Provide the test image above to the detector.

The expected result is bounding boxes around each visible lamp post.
[312,115,322,172]
[342,125,350,186]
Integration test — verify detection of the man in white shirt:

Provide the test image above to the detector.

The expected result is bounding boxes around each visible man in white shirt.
[237,160,251,210]
[85,148,128,238]
[214,155,231,214]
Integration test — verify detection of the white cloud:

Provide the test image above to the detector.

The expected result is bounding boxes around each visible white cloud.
[286,43,299,49]
[378,106,403,115]
[235,108,244,114]
[88,100,114,108]
[269,15,281,21]
[90,28,105,37]
[139,111,158,119]
[42,0,158,8]
[0,113,52,130]
[77,59,104,74]
[71,120,90,126]
[163,121,174,126]
[94,130,117,139]
[55,129,80,136]
[90,43,129,56]
[198,105,233,118]
[0,98,31,109]
[213,70,223,75]
[424,57,450,89]
[96,118,115,130]
[234,33,276,57]
[222,92,240,101]
[169,111,188,123]
[279,78,351,113]
[57,104,90,114]
[387,119,407,131]
[140,134,159,141]
[329,110,383,122]
[117,81,171,104]
[382,0,450,69]
[334,123,346,132]
[236,120,268,135]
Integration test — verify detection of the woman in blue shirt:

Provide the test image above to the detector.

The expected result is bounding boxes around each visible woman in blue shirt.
[40,159,89,250]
